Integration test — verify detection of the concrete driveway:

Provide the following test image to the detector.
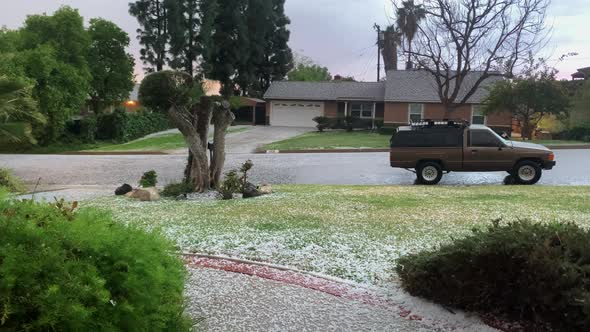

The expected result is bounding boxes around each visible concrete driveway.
[166,126,312,154]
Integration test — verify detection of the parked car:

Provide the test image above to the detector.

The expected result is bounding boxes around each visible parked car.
[390,120,556,185]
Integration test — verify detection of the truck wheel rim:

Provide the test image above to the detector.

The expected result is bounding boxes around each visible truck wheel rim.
[422,166,438,182]
[518,165,536,181]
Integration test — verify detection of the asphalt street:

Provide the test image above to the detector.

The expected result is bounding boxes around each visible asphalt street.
[1,150,589,188]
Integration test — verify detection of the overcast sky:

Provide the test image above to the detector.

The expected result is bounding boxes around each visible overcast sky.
[1,0,589,82]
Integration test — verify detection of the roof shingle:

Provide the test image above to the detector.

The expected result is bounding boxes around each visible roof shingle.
[263,81,385,101]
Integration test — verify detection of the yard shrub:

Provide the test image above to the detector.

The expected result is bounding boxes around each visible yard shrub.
[139,170,158,187]
[0,195,191,331]
[312,116,330,132]
[396,220,590,331]
[161,182,195,197]
[559,122,590,142]
[79,116,97,143]
[96,108,171,142]
[0,168,26,193]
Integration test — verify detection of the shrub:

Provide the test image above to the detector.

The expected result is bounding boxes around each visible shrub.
[139,170,158,187]
[96,108,171,142]
[312,116,331,132]
[396,220,590,331]
[219,160,254,200]
[559,123,590,142]
[0,168,26,193]
[161,182,195,197]
[79,116,97,143]
[0,196,191,331]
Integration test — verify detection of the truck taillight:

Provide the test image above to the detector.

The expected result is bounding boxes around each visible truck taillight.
[548,153,555,161]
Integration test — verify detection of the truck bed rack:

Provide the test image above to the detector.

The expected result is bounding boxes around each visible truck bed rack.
[410,119,470,129]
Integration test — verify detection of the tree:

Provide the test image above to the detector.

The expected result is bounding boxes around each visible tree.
[407,0,550,114]
[287,56,331,81]
[87,19,135,114]
[165,0,202,77]
[0,76,44,144]
[484,62,570,140]
[380,25,401,71]
[19,6,91,143]
[129,0,169,72]
[139,71,233,191]
[395,0,426,69]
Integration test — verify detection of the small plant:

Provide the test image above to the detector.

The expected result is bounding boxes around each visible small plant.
[139,170,158,187]
[313,116,331,132]
[161,181,195,197]
[0,168,26,193]
[220,160,254,200]
[53,197,78,221]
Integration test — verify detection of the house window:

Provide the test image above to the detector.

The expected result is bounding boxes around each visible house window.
[472,105,486,125]
[408,104,424,122]
[350,103,373,118]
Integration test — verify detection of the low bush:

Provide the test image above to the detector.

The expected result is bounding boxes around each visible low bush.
[396,220,590,331]
[312,116,331,132]
[559,123,590,142]
[0,195,191,331]
[161,182,195,197]
[219,160,254,200]
[79,116,97,143]
[0,168,26,193]
[140,170,158,187]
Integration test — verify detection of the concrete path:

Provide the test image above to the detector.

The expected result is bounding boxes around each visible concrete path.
[185,266,496,332]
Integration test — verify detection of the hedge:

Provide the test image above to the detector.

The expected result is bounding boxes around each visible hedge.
[96,108,171,142]
[396,220,590,331]
[0,195,191,331]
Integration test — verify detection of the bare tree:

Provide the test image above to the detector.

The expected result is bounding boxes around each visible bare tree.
[405,0,550,114]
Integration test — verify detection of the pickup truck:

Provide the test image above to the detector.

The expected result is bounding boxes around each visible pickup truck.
[390,121,556,185]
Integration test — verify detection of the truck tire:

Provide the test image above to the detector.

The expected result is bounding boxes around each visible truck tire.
[416,162,443,185]
[513,160,542,185]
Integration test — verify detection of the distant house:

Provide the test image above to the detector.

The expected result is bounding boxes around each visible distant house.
[263,70,512,132]
[571,67,590,81]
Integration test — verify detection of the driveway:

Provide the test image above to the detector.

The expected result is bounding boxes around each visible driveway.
[166,126,312,154]
[1,150,589,191]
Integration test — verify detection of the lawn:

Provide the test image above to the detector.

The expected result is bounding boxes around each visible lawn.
[264,130,391,150]
[87,127,250,152]
[88,185,590,286]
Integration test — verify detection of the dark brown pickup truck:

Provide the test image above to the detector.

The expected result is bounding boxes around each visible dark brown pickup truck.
[390,121,556,185]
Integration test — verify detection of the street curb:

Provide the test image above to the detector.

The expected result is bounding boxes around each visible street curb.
[60,151,171,156]
[260,145,590,154]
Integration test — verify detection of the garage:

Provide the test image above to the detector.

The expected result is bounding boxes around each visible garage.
[270,101,324,127]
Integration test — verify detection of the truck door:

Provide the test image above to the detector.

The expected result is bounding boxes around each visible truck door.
[463,129,513,171]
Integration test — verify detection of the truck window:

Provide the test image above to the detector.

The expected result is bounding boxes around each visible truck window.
[391,129,462,147]
[469,130,501,147]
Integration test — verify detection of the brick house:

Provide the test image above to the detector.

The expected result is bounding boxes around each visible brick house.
[263,70,512,132]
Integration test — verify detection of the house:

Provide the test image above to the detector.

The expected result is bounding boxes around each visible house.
[571,67,590,80]
[263,70,512,132]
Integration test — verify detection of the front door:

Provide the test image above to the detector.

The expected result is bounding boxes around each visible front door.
[463,129,513,171]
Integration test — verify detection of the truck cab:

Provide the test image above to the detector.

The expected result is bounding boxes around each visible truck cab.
[390,120,556,185]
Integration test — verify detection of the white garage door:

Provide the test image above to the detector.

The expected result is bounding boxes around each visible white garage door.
[271,101,324,127]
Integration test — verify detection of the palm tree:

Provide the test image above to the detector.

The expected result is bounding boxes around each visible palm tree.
[396,0,427,69]
[0,76,44,144]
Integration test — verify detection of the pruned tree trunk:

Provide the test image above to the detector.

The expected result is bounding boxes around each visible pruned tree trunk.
[184,102,211,185]
[210,103,235,189]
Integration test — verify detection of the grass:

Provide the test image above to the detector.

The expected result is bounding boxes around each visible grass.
[87,185,590,286]
[87,127,250,152]
[264,130,391,151]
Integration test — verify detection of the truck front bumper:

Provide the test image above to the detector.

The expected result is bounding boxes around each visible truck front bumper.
[543,161,556,170]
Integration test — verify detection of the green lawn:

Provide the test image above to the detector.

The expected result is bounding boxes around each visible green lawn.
[263,130,588,151]
[264,130,391,150]
[88,127,250,152]
[88,185,590,285]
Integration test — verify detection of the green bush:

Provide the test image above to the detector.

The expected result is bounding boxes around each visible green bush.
[312,116,330,132]
[96,108,171,142]
[79,116,97,143]
[0,196,191,331]
[0,168,26,193]
[139,170,158,188]
[560,123,590,142]
[396,220,590,331]
[162,182,195,197]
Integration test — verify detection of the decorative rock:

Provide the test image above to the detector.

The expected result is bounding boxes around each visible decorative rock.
[127,187,160,201]
[115,184,133,196]
[259,184,273,195]
[176,194,188,201]
[242,182,262,199]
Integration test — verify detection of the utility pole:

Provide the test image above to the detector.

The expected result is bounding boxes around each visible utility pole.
[374,23,382,81]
